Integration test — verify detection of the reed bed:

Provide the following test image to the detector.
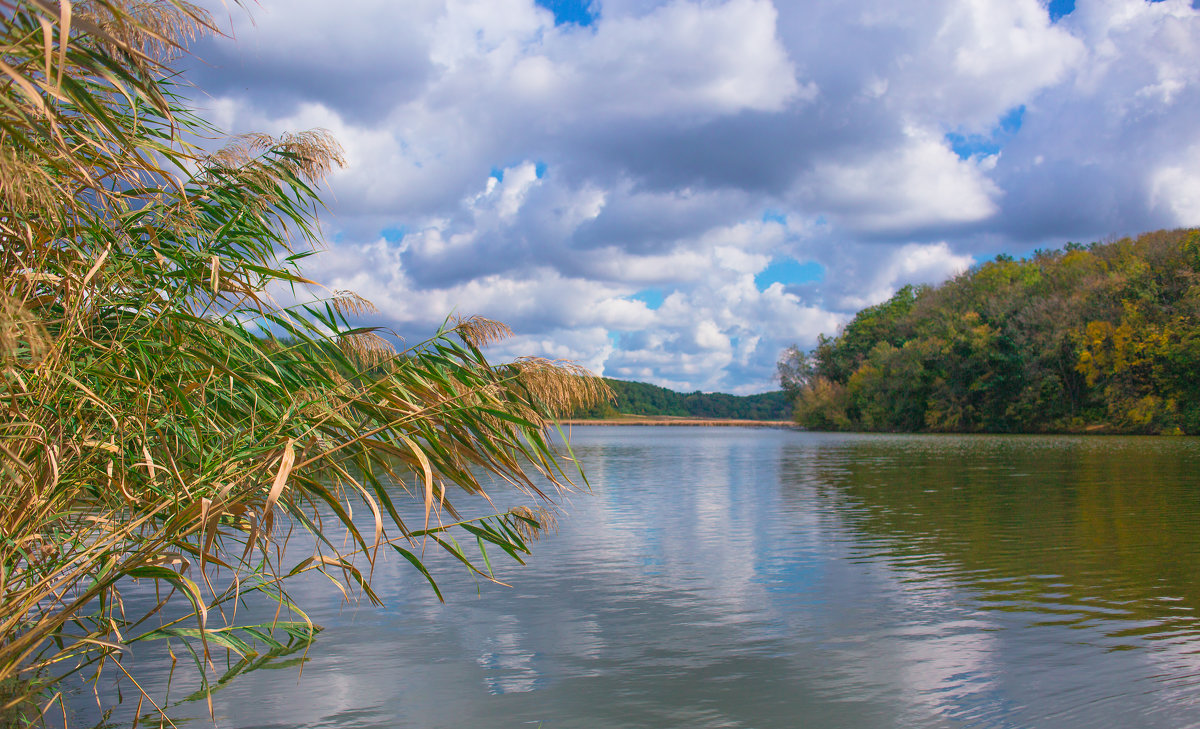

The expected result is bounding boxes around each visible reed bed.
[0,2,607,725]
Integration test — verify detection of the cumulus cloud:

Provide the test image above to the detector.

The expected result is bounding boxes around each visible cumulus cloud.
[188,0,1200,392]
[1151,145,1200,226]
[799,127,1001,233]
[830,242,975,311]
[904,0,1085,128]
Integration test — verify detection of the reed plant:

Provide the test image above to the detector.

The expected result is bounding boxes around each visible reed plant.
[0,2,607,725]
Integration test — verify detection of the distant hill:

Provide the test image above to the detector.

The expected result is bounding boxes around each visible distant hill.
[572,378,792,420]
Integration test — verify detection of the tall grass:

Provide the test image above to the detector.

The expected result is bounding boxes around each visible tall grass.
[0,2,607,725]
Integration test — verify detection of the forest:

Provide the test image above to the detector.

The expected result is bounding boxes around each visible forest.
[779,229,1200,434]
[572,379,792,420]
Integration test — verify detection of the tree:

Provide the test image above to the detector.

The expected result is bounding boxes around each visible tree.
[780,229,1200,434]
[776,344,814,399]
[0,2,605,724]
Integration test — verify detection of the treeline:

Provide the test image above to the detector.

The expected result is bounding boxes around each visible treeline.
[573,379,792,420]
[779,229,1200,434]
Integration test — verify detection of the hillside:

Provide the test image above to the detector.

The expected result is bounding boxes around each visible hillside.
[779,229,1200,435]
[572,379,792,420]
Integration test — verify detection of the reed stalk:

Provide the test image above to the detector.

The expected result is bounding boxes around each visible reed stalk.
[0,2,608,725]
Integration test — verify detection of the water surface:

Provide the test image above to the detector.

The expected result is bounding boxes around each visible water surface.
[78,428,1200,728]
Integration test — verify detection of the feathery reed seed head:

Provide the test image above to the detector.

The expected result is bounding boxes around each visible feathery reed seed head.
[509,505,558,541]
[512,357,614,417]
[454,316,513,348]
[338,331,396,369]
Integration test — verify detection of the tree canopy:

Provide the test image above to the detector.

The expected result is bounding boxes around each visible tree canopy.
[780,229,1200,434]
[572,378,791,420]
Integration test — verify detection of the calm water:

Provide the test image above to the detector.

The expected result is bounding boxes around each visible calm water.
[76,428,1200,728]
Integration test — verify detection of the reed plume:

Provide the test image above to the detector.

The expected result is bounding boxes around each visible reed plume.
[0,2,599,725]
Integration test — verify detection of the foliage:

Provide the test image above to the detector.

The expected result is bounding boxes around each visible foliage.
[776,344,812,400]
[780,229,1200,434]
[571,378,792,420]
[811,284,922,384]
[0,2,606,725]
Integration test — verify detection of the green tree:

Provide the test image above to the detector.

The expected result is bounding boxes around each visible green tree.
[777,344,813,400]
[780,229,1200,434]
[791,376,850,430]
[846,340,931,431]
[815,284,921,382]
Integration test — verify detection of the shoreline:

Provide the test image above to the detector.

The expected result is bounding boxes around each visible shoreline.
[556,420,1194,435]
[559,417,797,428]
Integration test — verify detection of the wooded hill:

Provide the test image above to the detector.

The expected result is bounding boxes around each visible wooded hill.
[572,378,792,420]
[779,229,1200,434]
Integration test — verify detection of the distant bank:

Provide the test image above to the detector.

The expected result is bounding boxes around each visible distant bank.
[561,415,796,428]
[572,378,792,421]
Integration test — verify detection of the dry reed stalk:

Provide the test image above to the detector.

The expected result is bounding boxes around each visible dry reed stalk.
[0,3,605,726]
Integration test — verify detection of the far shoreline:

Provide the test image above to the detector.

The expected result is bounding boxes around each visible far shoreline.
[559,416,797,428]
[556,419,1196,435]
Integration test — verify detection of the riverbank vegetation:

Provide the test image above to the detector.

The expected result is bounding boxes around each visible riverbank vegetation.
[571,378,790,420]
[780,229,1200,434]
[0,2,603,725]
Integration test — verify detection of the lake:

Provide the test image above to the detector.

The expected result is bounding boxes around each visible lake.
[76,427,1200,728]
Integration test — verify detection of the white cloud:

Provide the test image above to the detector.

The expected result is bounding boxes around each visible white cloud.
[1151,145,1200,226]
[187,0,1200,393]
[568,0,808,116]
[802,128,1001,233]
[835,242,974,311]
[923,0,1085,128]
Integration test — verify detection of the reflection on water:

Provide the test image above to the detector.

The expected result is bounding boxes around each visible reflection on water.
[75,428,1200,728]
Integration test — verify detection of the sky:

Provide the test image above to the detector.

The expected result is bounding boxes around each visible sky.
[186,0,1200,394]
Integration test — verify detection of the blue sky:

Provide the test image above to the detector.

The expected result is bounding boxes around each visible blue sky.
[945,106,1025,159]
[190,0,1200,393]
[535,0,598,26]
